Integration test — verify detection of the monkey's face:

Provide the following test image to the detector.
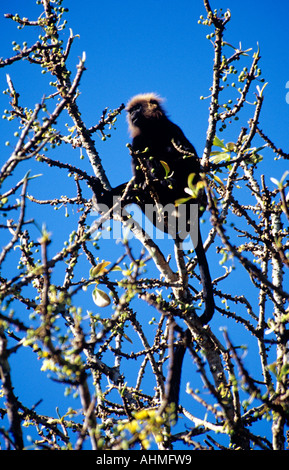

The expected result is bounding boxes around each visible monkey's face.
[126,93,165,136]
[128,99,161,127]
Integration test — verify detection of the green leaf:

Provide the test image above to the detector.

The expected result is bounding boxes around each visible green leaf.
[111,265,122,272]
[122,332,133,344]
[256,82,268,97]
[213,135,226,149]
[270,173,289,189]
[226,142,236,152]
[211,174,225,187]
[92,287,111,307]
[90,261,111,278]
[175,196,192,206]
[271,177,279,186]
[210,151,231,164]
[280,170,289,185]
[187,173,196,189]
[279,363,289,379]
[160,160,171,178]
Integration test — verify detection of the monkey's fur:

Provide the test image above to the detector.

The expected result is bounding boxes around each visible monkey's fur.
[92,93,215,413]
[126,93,202,230]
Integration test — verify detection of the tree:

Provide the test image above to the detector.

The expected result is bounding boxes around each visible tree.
[0,0,288,451]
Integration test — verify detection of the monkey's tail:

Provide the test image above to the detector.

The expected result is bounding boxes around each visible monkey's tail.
[195,225,215,325]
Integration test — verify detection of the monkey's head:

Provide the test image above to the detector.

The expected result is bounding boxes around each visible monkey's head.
[126,93,167,137]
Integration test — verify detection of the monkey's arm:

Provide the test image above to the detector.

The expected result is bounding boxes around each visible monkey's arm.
[91,178,128,210]
[91,175,150,219]
[169,121,199,158]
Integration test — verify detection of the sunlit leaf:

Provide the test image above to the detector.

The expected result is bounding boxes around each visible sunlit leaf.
[92,287,111,307]
[111,265,122,272]
[226,142,236,152]
[210,151,231,164]
[160,160,171,178]
[175,196,192,206]
[211,174,225,187]
[187,173,196,189]
[213,135,226,149]
[271,170,289,189]
[90,261,111,278]
[256,82,268,97]
[122,332,133,344]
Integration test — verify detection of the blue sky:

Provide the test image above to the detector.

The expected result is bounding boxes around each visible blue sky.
[1,0,289,449]
[1,0,289,178]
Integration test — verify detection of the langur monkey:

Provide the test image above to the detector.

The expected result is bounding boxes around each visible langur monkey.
[126,93,214,325]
